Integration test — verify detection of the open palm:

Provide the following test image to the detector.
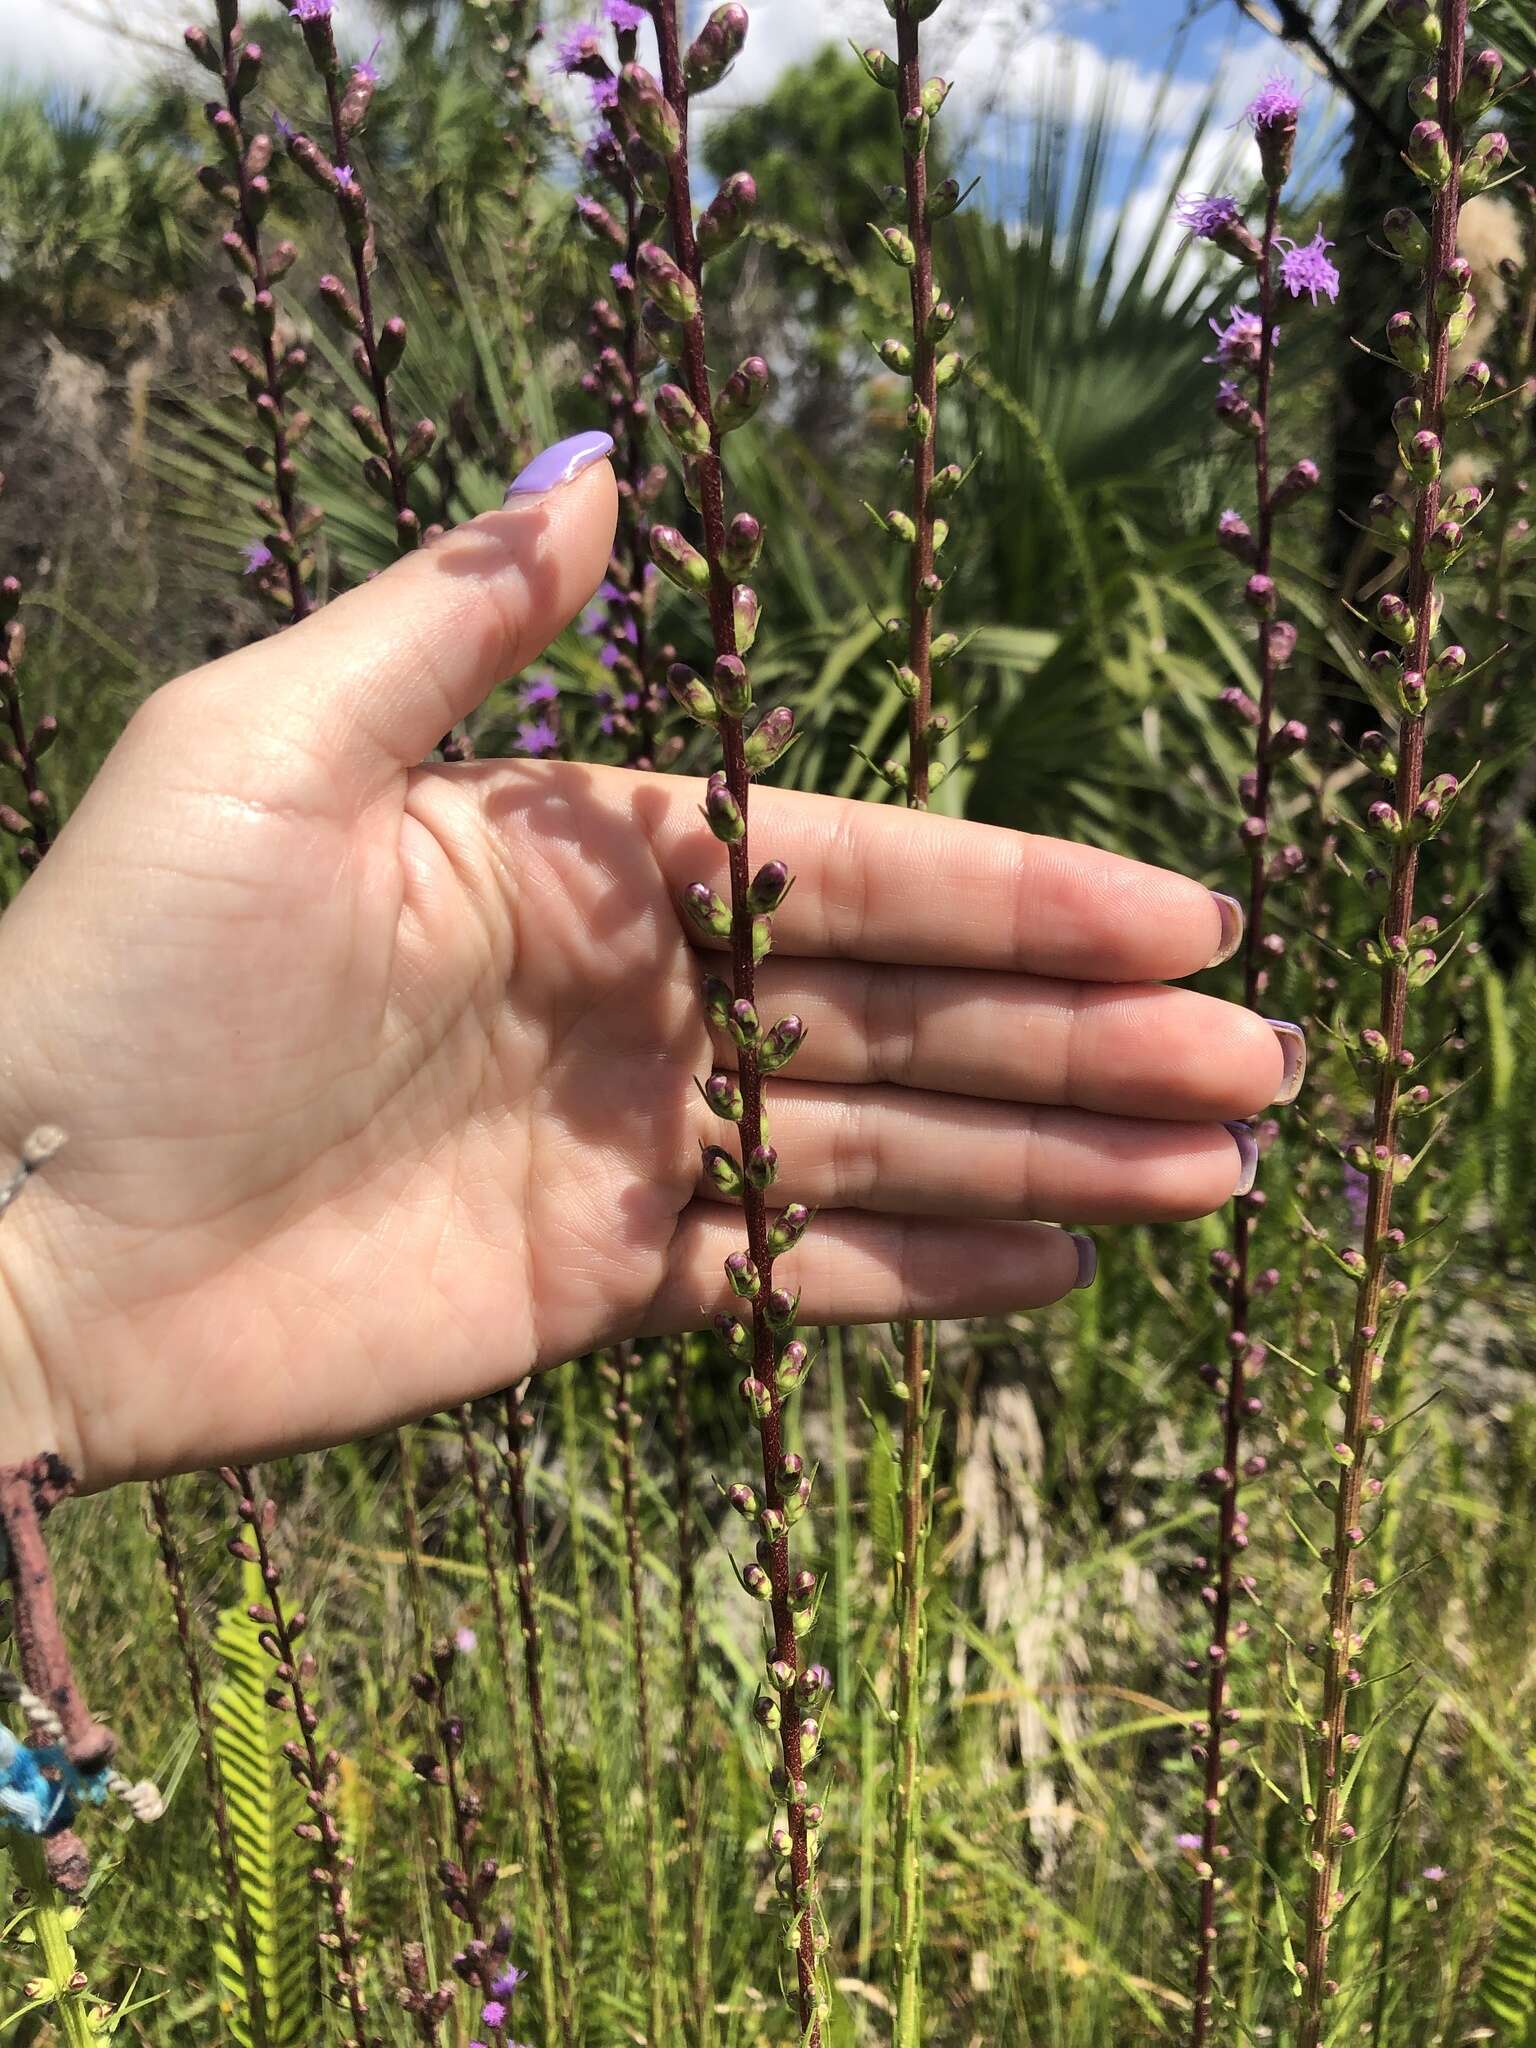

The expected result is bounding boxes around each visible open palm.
[0,464,1289,1487]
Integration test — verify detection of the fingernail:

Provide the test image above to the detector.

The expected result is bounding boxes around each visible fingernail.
[1070,1231,1097,1290]
[1224,1121,1259,1198]
[505,429,615,499]
[1265,1019,1307,1105]
[1207,892,1245,968]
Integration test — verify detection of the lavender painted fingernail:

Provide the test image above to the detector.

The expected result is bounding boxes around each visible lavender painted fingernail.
[1224,1121,1259,1197]
[504,429,615,499]
[1070,1232,1097,1289]
[1207,892,1245,967]
[1266,1019,1307,1105]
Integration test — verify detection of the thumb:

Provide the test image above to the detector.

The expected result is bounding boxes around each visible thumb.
[198,431,618,800]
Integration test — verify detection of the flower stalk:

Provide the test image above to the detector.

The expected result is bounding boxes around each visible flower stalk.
[285,2,433,553]
[222,1464,373,2047]
[0,541,54,870]
[672,1340,712,2048]
[1175,77,1328,2043]
[1296,4,1485,2035]
[639,4,828,2034]
[454,1405,557,2031]
[186,0,316,615]
[603,1350,668,2044]
[863,9,967,2034]
[497,1390,578,2044]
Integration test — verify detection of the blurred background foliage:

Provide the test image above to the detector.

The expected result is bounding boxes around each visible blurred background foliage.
[3,0,1536,2042]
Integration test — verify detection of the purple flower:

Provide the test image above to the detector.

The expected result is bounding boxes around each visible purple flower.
[605,0,646,23]
[1203,306,1271,369]
[599,712,619,735]
[334,163,357,191]
[1176,193,1241,241]
[1422,1865,1447,1882]
[522,674,559,705]
[1343,1162,1369,1230]
[481,2003,507,2029]
[517,718,560,757]
[556,22,603,72]
[1277,227,1340,305]
[354,34,383,82]
[597,579,625,604]
[454,1625,478,1654]
[590,73,620,111]
[271,108,296,141]
[242,540,274,575]
[1218,509,1248,542]
[289,0,333,18]
[1176,1831,1202,1851]
[490,1966,527,1999]
[609,262,635,292]
[599,643,624,670]
[1246,73,1301,130]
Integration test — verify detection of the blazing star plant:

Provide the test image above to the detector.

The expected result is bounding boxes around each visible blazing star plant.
[626,4,828,2037]
[1294,1,1507,2035]
[1173,72,1329,2043]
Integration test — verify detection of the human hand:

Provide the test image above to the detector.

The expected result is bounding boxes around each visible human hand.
[0,439,1300,1488]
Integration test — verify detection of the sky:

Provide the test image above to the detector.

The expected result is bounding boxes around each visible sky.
[0,0,1341,266]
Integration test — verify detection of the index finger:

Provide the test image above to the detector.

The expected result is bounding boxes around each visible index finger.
[650,779,1242,984]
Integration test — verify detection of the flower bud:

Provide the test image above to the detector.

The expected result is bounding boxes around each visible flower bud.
[1217,509,1256,563]
[1406,430,1442,484]
[1455,48,1502,121]
[1423,520,1464,572]
[926,176,964,221]
[1426,643,1465,688]
[637,241,700,324]
[710,653,752,718]
[702,977,733,1031]
[1244,574,1278,619]
[702,1145,744,1197]
[618,63,682,157]
[1386,311,1430,375]
[747,860,791,914]
[1407,119,1451,187]
[741,1563,773,1601]
[744,705,796,772]
[733,584,761,653]
[1369,492,1414,548]
[685,3,748,92]
[702,1072,744,1121]
[768,1203,814,1255]
[1216,383,1261,439]
[655,383,711,459]
[670,663,720,726]
[726,1251,761,1299]
[1385,0,1441,50]
[1376,593,1416,645]
[715,354,769,432]
[1460,130,1509,200]
[720,513,763,578]
[727,998,759,1048]
[697,171,757,261]
[1382,207,1430,267]
[1271,459,1320,513]
[775,1337,811,1391]
[650,524,710,595]
[745,1143,778,1190]
[873,224,917,270]
[713,1311,750,1357]
[753,1015,808,1079]
[857,44,899,88]
[683,882,732,939]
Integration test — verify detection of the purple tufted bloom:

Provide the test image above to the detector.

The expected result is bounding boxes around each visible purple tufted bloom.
[1422,1865,1447,1882]
[1177,192,1241,241]
[454,1625,477,1653]
[1246,73,1301,129]
[599,643,623,669]
[1278,227,1340,304]
[590,73,620,111]
[289,0,332,18]
[522,674,559,705]
[481,2003,507,2030]
[556,21,604,72]
[610,261,635,291]
[605,0,646,24]
[272,107,296,140]
[1204,306,1271,368]
[243,540,275,574]
[490,1965,527,1998]
[334,163,356,191]
[355,34,382,82]
[517,718,560,756]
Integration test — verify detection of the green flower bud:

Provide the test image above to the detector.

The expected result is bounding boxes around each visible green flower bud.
[733,584,761,653]
[713,654,753,718]
[1386,311,1429,375]
[716,354,769,432]
[669,663,720,726]
[655,383,711,458]
[856,44,898,88]
[873,224,917,270]
[744,705,796,771]
[697,171,757,262]
[636,241,700,324]
[684,882,733,938]
[1459,130,1509,200]
[650,523,711,594]
[686,3,748,93]
[618,62,682,155]
[1382,207,1430,267]
[876,337,914,373]
[701,1144,744,1198]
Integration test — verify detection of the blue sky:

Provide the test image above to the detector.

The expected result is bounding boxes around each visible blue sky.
[2,0,1337,260]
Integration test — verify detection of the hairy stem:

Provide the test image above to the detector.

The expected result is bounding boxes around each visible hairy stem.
[1296,10,1467,2034]
[672,1342,713,2048]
